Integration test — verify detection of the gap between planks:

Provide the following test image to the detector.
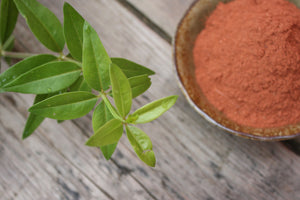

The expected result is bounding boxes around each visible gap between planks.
[115,0,172,44]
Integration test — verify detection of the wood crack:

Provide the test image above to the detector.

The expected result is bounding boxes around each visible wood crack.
[115,0,172,44]
[281,140,300,157]
[111,159,159,200]
[39,132,115,200]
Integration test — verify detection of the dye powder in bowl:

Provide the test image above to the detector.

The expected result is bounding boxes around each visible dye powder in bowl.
[175,0,300,140]
[193,0,300,128]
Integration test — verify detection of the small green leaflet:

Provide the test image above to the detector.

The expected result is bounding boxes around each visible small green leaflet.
[2,61,81,94]
[128,95,178,124]
[0,54,56,88]
[22,94,51,139]
[86,119,123,147]
[82,21,111,91]
[129,75,151,98]
[92,101,114,131]
[0,0,18,44]
[63,3,84,61]
[69,76,91,92]
[110,63,132,117]
[101,93,124,122]
[13,0,65,52]
[111,58,155,78]
[92,101,117,160]
[126,126,156,167]
[29,91,98,120]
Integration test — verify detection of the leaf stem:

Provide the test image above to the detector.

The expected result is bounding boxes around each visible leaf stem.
[2,35,15,50]
[1,50,82,67]
[61,55,82,67]
[1,51,37,59]
[100,92,125,122]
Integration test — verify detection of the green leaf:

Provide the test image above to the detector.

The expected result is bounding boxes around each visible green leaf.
[2,61,81,94]
[22,94,51,139]
[92,101,117,160]
[128,95,178,124]
[0,0,18,44]
[110,63,132,117]
[129,75,151,98]
[13,0,64,52]
[82,21,111,91]
[86,119,123,147]
[69,76,91,92]
[63,3,84,61]
[126,126,156,167]
[111,58,155,78]
[0,54,56,88]
[29,91,98,120]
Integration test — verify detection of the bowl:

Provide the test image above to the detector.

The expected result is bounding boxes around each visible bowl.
[174,0,300,141]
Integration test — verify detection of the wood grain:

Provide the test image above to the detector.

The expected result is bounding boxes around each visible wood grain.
[125,0,194,39]
[0,93,111,200]
[0,0,299,199]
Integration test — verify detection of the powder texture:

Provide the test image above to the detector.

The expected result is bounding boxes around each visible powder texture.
[193,0,300,128]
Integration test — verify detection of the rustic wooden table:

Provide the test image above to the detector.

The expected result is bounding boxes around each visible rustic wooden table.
[1,0,300,199]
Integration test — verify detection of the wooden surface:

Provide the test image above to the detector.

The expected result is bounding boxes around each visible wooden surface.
[1,0,300,199]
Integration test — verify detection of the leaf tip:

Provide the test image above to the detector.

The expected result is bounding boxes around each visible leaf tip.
[22,133,29,140]
[172,95,179,102]
[63,1,71,9]
[85,137,93,146]
[103,154,111,161]
[22,129,32,140]
[27,106,34,113]
[168,95,179,106]
[147,151,156,167]
[148,69,155,76]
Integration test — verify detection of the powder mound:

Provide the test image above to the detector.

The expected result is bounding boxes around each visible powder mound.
[193,0,300,128]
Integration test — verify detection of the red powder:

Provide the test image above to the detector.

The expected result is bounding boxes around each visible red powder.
[193,0,300,128]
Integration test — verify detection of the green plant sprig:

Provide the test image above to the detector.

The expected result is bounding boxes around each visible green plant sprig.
[0,0,177,167]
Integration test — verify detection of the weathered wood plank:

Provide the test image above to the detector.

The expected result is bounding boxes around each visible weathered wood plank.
[0,93,111,200]
[1,0,299,200]
[2,92,157,200]
[125,0,194,38]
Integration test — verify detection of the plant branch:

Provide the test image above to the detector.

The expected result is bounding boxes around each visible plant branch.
[2,35,15,50]
[61,56,82,67]
[1,50,82,67]
[1,51,37,59]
